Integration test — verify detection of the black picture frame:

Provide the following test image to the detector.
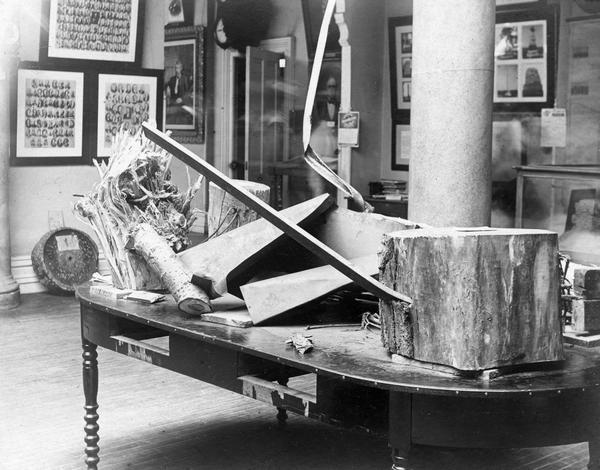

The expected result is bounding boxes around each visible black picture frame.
[493,3,558,112]
[90,69,164,159]
[10,61,92,166]
[39,0,144,69]
[391,122,411,171]
[164,25,205,144]
[301,0,341,60]
[388,16,412,124]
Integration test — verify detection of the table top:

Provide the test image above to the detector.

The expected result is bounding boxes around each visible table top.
[78,286,600,398]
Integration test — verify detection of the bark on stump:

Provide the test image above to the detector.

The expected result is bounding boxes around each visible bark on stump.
[208,180,270,237]
[129,223,212,315]
[379,227,564,371]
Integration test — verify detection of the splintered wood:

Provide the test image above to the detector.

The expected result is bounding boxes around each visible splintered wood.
[379,227,564,371]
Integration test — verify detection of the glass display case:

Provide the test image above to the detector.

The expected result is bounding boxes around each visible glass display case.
[515,165,600,264]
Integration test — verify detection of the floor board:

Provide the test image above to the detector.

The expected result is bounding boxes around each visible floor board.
[0,293,591,469]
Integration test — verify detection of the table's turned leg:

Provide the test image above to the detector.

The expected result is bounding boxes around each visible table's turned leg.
[82,340,99,469]
[276,377,288,427]
[391,448,411,470]
[389,392,412,470]
[589,436,600,470]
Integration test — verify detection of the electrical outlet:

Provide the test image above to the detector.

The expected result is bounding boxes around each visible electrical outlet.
[48,210,64,231]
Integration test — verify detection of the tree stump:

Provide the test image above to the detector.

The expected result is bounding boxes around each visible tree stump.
[379,227,564,371]
[31,228,98,295]
[208,180,270,237]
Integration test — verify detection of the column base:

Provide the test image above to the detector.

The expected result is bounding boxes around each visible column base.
[0,286,20,310]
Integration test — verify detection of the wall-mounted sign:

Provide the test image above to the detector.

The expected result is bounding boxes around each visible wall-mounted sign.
[338,111,359,147]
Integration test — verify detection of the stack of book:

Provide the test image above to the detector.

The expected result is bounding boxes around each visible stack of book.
[369,180,408,201]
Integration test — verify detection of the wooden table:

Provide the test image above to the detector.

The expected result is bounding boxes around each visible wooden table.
[78,286,600,470]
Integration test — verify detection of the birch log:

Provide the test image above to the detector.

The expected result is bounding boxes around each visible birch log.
[129,223,212,315]
[379,227,564,371]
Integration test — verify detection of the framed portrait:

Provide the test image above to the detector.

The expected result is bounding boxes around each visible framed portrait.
[10,63,90,166]
[493,5,557,111]
[164,25,205,143]
[40,0,144,66]
[392,124,411,171]
[95,71,163,158]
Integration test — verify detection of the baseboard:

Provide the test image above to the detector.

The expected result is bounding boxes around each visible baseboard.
[11,254,111,294]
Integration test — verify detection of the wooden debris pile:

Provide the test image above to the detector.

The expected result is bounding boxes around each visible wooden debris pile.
[74,128,203,292]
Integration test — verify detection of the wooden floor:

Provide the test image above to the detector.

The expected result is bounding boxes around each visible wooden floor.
[0,292,592,469]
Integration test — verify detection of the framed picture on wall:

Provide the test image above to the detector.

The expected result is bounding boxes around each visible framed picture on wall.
[164,25,205,143]
[40,0,144,66]
[493,5,557,111]
[10,63,90,166]
[392,123,411,170]
[95,71,163,158]
[388,5,557,117]
[388,16,412,122]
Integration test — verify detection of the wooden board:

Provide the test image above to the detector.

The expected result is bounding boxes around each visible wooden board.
[311,206,417,259]
[239,208,416,324]
[563,331,600,348]
[574,267,600,299]
[241,254,378,325]
[572,299,600,333]
[379,227,564,371]
[143,123,407,303]
[178,194,333,298]
[200,311,253,328]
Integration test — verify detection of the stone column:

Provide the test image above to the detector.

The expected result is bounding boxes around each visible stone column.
[408,0,495,227]
[0,5,21,309]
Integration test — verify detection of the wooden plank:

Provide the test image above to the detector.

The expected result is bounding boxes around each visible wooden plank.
[311,206,417,259]
[200,293,253,328]
[572,299,600,333]
[241,254,378,325]
[563,331,600,348]
[142,123,408,303]
[201,311,253,328]
[178,194,333,298]
[574,267,600,299]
